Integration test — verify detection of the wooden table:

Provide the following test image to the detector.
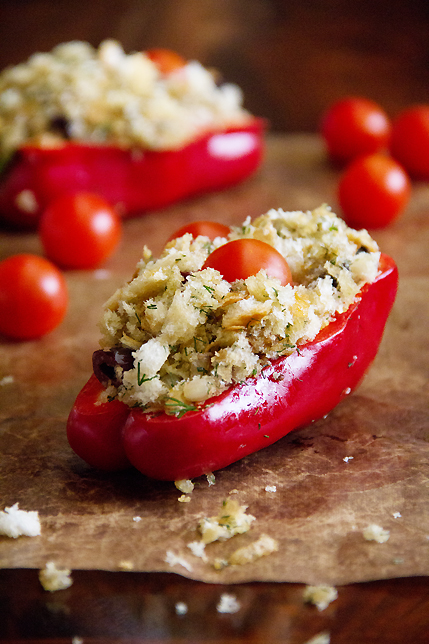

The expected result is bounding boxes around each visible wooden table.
[1,134,429,643]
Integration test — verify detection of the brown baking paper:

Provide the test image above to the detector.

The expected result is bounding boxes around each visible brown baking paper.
[1,135,429,585]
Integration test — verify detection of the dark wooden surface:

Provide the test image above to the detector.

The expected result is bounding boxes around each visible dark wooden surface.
[1,2,429,642]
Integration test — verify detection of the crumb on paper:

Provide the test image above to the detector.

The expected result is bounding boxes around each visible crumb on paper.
[175,479,194,494]
[187,540,208,561]
[178,494,191,503]
[363,524,390,543]
[213,557,229,570]
[228,534,279,566]
[165,550,193,572]
[175,601,188,615]
[198,497,255,545]
[216,593,241,614]
[343,456,353,463]
[0,375,14,386]
[303,585,338,611]
[392,512,402,519]
[265,485,277,492]
[304,632,330,644]
[133,516,142,522]
[118,560,134,570]
[39,562,73,592]
[206,472,216,486]
[0,503,41,538]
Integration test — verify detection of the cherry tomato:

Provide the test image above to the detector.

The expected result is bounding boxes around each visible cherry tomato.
[0,254,68,340]
[390,105,429,180]
[146,48,187,75]
[321,97,391,163]
[168,220,230,242]
[203,238,292,285]
[39,192,122,269]
[67,374,130,471]
[338,153,411,229]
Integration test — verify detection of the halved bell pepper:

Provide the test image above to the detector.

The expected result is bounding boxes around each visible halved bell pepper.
[0,120,264,228]
[66,253,398,481]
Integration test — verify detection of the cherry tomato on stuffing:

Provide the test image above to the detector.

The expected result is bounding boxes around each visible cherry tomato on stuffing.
[168,220,230,242]
[39,192,122,270]
[390,105,429,180]
[0,254,68,340]
[203,238,292,285]
[338,153,411,229]
[320,97,391,164]
[146,48,187,74]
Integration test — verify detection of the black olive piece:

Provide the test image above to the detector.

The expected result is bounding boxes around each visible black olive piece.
[92,348,134,387]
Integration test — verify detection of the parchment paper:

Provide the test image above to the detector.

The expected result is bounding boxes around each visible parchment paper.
[1,135,428,585]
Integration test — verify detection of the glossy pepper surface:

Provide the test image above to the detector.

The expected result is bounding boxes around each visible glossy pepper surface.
[67,253,398,481]
[0,120,264,228]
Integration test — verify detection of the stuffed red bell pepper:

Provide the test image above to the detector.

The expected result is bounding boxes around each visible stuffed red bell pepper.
[67,205,398,480]
[0,40,264,228]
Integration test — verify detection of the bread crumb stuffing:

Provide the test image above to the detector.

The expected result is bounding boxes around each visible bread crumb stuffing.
[216,593,241,614]
[303,585,338,611]
[39,562,73,592]
[198,497,255,544]
[165,550,193,572]
[175,479,194,494]
[392,512,402,519]
[228,533,279,566]
[265,485,277,492]
[178,494,191,503]
[0,503,41,538]
[187,540,208,561]
[363,524,390,543]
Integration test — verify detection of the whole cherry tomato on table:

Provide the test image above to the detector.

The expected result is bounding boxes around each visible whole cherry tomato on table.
[390,105,429,180]
[321,97,391,164]
[39,192,122,270]
[0,254,68,340]
[203,238,293,285]
[168,220,231,242]
[338,153,411,229]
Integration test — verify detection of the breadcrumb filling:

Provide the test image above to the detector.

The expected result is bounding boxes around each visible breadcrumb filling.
[0,39,250,160]
[97,205,380,414]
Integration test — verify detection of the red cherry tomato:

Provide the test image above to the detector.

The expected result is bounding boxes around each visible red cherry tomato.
[390,105,429,180]
[321,97,391,163]
[168,220,230,242]
[66,374,130,471]
[0,254,68,340]
[146,48,187,74]
[203,238,292,285]
[338,153,411,229]
[39,192,122,269]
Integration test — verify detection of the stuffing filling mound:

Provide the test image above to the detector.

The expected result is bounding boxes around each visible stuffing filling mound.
[0,39,251,160]
[95,205,380,415]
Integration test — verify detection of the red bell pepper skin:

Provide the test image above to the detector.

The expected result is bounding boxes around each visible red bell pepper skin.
[66,253,398,480]
[0,120,264,228]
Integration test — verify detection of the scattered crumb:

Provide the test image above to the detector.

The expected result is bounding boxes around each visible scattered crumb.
[187,540,208,561]
[206,472,216,486]
[175,479,194,494]
[175,601,188,615]
[0,503,41,538]
[216,593,241,614]
[165,550,193,572]
[343,456,354,463]
[178,494,191,503]
[198,497,255,544]
[229,489,239,494]
[0,375,14,386]
[39,562,73,592]
[392,512,402,519]
[393,557,404,565]
[304,632,330,644]
[363,524,390,543]
[213,558,229,570]
[228,534,279,566]
[265,485,277,492]
[118,560,134,570]
[133,516,142,522]
[72,638,84,644]
[303,585,338,611]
